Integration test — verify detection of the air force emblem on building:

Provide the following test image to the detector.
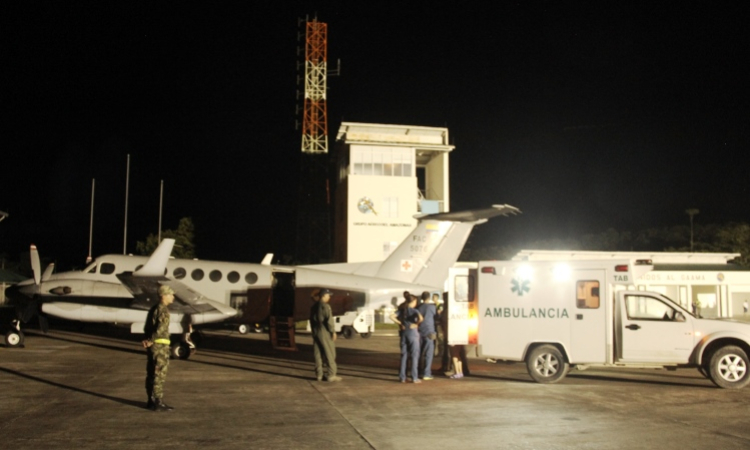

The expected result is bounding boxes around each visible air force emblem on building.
[357,197,377,215]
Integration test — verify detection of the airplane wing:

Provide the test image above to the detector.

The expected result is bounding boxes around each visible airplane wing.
[116,239,236,317]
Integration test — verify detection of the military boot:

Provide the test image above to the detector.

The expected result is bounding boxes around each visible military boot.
[146,397,155,410]
[153,398,175,412]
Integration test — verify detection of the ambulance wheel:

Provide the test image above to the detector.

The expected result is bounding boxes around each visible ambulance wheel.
[707,345,750,389]
[252,324,264,333]
[360,332,372,339]
[342,326,354,339]
[526,345,568,384]
[5,329,24,347]
[238,324,249,334]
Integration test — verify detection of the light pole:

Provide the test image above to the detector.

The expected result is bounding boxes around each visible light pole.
[686,208,699,252]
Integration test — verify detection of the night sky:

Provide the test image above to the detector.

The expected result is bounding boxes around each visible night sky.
[3,2,748,270]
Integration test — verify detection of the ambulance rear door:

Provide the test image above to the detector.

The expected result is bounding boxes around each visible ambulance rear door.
[569,269,607,363]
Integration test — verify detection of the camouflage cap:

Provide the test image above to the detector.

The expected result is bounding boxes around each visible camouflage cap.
[158,285,175,296]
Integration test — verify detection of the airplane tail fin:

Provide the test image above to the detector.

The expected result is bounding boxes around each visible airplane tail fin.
[374,204,520,287]
[134,239,175,277]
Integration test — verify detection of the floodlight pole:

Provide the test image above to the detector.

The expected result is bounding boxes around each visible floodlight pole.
[123,154,130,254]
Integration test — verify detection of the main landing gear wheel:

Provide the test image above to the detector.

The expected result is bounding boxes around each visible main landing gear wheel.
[5,329,25,347]
[526,344,569,384]
[341,326,354,339]
[171,342,195,360]
[708,345,750,389]
[238,324,249,334]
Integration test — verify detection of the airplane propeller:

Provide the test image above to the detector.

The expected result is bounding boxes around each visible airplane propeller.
[23,244,52,333]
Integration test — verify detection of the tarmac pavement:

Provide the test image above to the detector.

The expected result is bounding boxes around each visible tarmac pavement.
[2,320,750,449]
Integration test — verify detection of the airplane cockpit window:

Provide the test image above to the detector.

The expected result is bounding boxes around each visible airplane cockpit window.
[84,262,97,273]
[173,268,186,280]
[192,269,204,281]
[245,272,258,285]
[100,263,116,275]
[227,271,240,283]
[209,270,222,282]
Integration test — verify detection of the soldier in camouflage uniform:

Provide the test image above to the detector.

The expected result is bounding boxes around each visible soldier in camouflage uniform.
[310,288,342,382]
[142,285,176,411]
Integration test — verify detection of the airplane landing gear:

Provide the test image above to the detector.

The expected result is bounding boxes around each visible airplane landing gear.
[5,320,25,348]
[170,328,197,360]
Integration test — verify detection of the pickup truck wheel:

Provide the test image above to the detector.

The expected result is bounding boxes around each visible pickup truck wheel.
[708,346,750,389]
[342,326,354,339]
[526,345,568,384]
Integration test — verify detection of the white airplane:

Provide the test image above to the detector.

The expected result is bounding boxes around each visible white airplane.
[5,204,520,357]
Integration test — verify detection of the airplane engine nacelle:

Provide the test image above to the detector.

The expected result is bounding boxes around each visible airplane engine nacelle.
[42,302,148,324]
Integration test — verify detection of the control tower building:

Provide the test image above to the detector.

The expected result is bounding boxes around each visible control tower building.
[333,122,454,263]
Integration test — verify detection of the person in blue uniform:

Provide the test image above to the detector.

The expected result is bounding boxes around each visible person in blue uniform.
[391,294,423,383]
[417,291,437,380]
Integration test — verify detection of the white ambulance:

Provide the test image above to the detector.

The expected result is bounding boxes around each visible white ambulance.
[447,259,750,388]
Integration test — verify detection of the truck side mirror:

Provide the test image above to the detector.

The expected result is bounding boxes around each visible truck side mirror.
[674,311,686,322]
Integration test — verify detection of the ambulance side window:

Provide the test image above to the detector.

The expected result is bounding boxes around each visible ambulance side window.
[625,295,676,321]
[454,275,475,302]
[576,280,600,309]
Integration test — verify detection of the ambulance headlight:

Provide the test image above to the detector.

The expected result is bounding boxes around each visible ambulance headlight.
[516,265,533,281]
[553,264,571,281]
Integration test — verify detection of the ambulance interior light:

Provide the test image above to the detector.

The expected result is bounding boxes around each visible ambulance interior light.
[481,266,496,275]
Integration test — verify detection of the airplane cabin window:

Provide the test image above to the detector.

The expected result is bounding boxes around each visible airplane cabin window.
[227,271,240,283]
[209,270,222,282]
[245,272,258,285]
[192,269,204,281]
[100,263,116,275]
[173,268,186,280]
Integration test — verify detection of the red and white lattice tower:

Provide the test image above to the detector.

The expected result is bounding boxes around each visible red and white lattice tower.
[301,19,328,154]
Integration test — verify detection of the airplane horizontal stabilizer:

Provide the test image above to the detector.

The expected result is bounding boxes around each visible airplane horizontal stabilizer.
[415,204,520,222]
[373,204,520,287]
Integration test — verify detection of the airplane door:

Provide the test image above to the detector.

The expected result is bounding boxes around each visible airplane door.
[569,270,607,363]
[269,270,297,350]
[271,271,295,317]
[617,292,694,363]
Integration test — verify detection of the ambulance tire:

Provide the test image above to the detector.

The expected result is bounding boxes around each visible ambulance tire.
[342,326,354,339]
[526,345,569,384]
[707,345,750,389]
[360,332,372,339]
[238,324,249,335]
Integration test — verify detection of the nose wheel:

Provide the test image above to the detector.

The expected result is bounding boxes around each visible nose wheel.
[5,320,25,348]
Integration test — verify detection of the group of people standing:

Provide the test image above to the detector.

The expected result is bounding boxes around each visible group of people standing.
[390,291,458,383]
